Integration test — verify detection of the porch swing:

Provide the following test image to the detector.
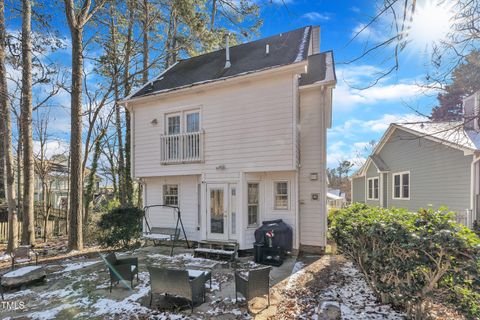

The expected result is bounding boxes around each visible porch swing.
[143,204,190,256]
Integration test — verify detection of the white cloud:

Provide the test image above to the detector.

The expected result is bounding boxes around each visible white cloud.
[333,65,434,112]
[330,113,428,137]
[351,23,390,43]
[33,140,70,159]
[301,12,331,22]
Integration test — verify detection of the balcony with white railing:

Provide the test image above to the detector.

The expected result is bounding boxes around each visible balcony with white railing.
[160,131,204,164]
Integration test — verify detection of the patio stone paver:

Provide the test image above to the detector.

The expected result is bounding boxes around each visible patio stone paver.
[0,246,299,319]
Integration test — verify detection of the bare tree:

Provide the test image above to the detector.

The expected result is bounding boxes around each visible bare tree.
[0,0,18,253]
[63,0,107,251]
[21,0,35,245]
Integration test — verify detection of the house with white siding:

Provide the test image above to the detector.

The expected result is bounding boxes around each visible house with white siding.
[351,91,480,228]
[120,26,336,252]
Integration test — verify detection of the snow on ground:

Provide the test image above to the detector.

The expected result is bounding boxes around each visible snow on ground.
[320,261,405,320]
[0,252,11,261]
[60,260,99,273]
[91,271,151,317]
[286,261,306,290]
[3,265,43,277]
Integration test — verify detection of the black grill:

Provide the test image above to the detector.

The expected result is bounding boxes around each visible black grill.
[253,219,293,266]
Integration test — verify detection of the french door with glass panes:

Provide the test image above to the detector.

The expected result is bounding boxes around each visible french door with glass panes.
[206,184,236,240]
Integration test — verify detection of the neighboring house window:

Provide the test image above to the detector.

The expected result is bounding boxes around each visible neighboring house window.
[247,183,259,227]
[163,184,179,206]
[274,181,288,209]
[367,177,379,200]
[393,172,410,199]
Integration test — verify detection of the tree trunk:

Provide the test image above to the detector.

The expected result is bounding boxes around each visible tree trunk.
[114,81,126,206]
[42,182,47,241]
[0,0,18,253]
[21,0,35,246]
[16,117,22,223]
[68,27,84,251]
[108,6,126,207]
[0,122,5,202]
[124,0,134,206]
[138,0,149,208]
[142,0,149,84]
[84,130,104,227]
[210,0,217,30]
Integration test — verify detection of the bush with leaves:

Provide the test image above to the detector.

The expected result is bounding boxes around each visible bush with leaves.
[330,203,480,320]
[97,207,144,248]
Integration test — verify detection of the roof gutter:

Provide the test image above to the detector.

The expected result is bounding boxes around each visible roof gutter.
[470,153,480,226]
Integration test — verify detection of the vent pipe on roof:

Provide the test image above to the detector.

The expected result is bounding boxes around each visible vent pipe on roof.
[225,33,231,69]
[265,44,270,55]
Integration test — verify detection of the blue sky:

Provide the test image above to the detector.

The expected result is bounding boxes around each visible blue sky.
[258,0,442,170]
[6,0,447,169]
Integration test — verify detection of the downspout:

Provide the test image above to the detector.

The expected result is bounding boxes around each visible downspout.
[470,153,480,226]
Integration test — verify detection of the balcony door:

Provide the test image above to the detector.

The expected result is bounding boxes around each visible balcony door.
[206,184,237,240]
[166,113,181,160]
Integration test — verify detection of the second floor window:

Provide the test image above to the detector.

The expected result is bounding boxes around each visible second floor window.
[186,112,199,132]
[163,184,178,206]
[167,114,181,134]
[165,110,200,135]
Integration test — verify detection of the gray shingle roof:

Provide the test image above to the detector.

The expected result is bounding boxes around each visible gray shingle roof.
[299,51,335,86]
[130,26,314,99]
[369,154,389,172]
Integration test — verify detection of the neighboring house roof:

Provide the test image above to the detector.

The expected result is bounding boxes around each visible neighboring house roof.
[370,154,389,172]
[351,121,480,178]
[327,188,344,198]
[128,26,334,100]
[327,192,344,200]
[396,122,480,152]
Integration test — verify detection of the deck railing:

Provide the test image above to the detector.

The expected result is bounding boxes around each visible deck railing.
[160,131,204,164]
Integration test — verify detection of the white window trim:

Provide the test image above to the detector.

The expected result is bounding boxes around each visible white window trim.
[165,108,202,135]
[165,112,182,135]
[247,182,260,228]
[392,171,410,200]
[273,180,289,210]
[163,184,180,207]
[367,177,379,200]
[184,109,202,133]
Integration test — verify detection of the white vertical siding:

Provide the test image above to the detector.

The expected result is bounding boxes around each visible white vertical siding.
[298,87,328,247]
[144,175,201,241]
[133,71,298,179]
[243,171,297,249]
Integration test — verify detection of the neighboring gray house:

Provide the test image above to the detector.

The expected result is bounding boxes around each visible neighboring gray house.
[351,91,480,227]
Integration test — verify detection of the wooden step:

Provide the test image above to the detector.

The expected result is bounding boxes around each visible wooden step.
[194,240,238,262]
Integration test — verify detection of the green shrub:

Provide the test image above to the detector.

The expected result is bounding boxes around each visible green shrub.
[97,207,144,248]
[473,220,480,237]
[330,203,480,320]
